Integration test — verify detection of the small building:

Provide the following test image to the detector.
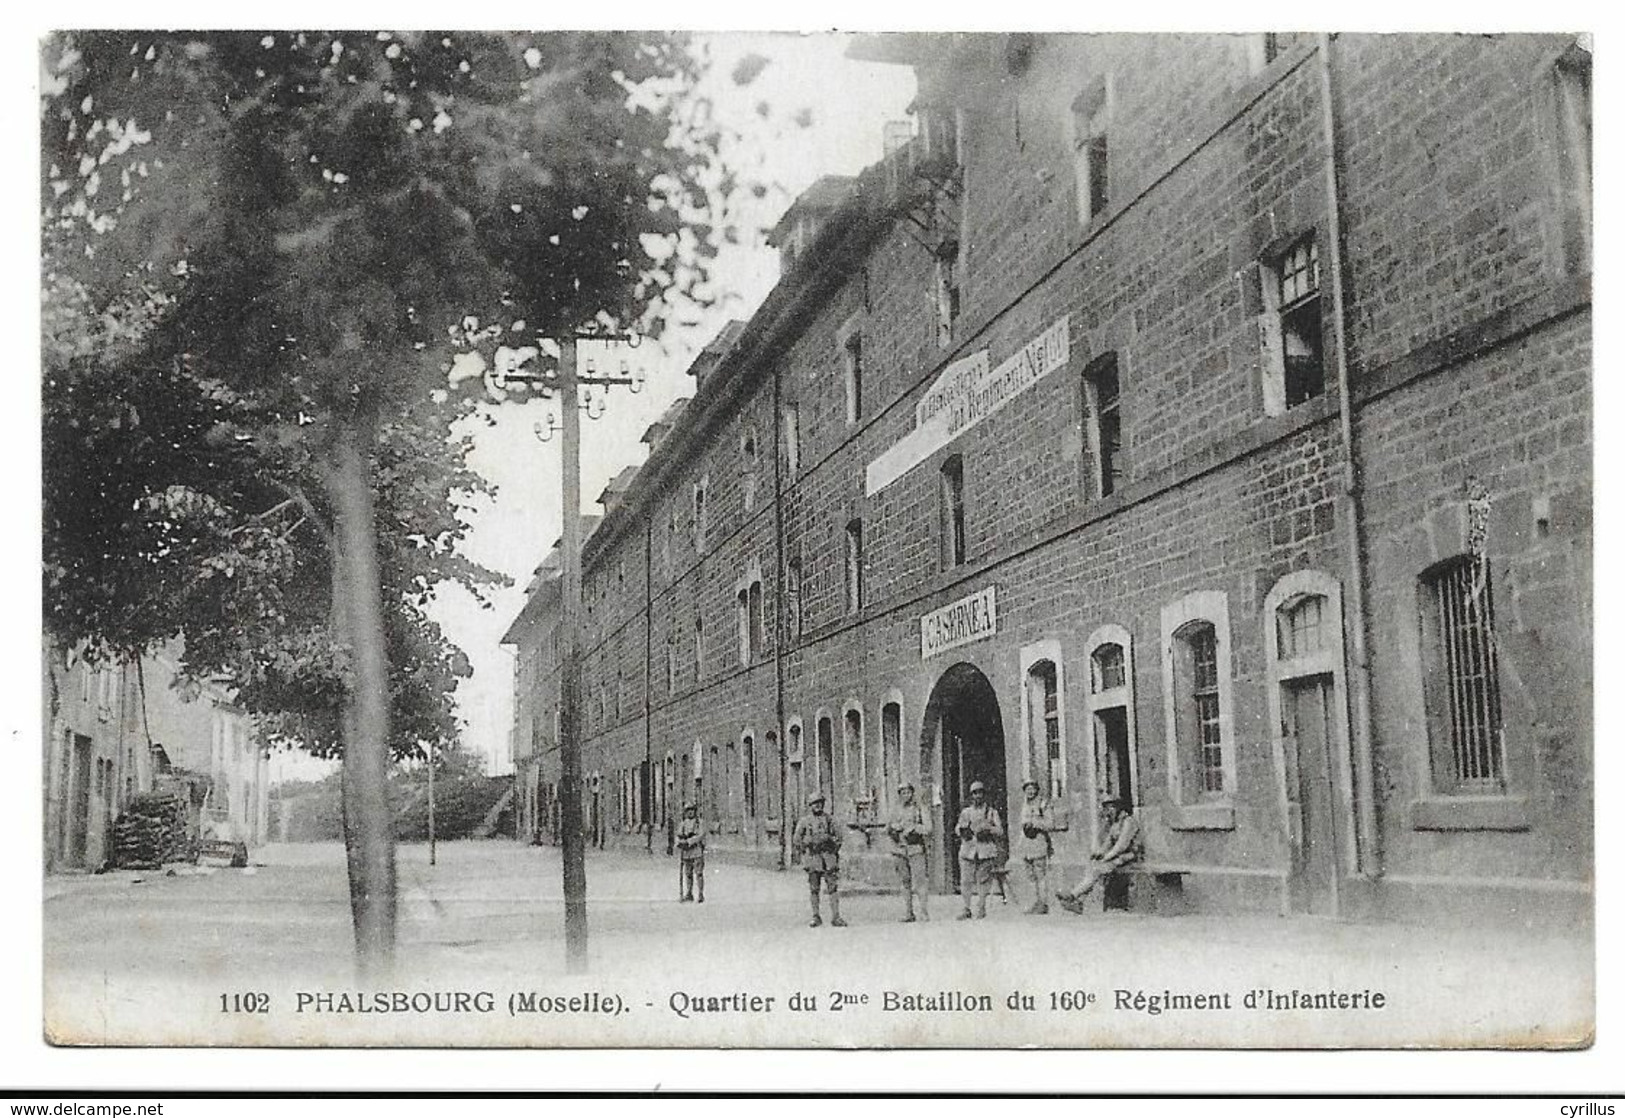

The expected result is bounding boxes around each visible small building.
[43,644,270,871]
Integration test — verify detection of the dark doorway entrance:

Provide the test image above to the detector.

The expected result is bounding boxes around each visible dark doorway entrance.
[1094,707,1134,808]
[920,662,1006,891]
[67,734,93,868]
[1282,674,1338,916]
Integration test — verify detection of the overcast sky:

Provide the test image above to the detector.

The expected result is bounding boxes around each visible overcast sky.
[419,33,918,776]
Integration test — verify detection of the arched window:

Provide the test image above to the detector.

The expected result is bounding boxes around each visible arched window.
[1025,660,1064,798]
[1161,590,1236,821]
[741,427,760,512]
[742,733,757,819]
[843,705,867,806]
[881,700,903,810]
[816,714,835,803]
[845,520,864,613]
[1085,631,1136,815]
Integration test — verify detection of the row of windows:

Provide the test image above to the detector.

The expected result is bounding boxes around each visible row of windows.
[623,555,1507,840]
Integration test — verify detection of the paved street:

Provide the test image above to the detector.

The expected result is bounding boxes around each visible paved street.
[44,840,1593,1048]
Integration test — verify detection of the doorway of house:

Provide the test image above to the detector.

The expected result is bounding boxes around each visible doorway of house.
[921,662,1006,892]
[1282,673,1338,916]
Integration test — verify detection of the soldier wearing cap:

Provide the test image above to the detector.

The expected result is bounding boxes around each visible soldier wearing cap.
[676,801,705,904]
[1015,778,1057,915]
[953,780,1004,920]
[792,792,846,927]
[1057,797,1143,913]
[886,781,932,923]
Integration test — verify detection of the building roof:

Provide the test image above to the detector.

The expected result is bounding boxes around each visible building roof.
[499,515,602,647]
[766,175,857,247]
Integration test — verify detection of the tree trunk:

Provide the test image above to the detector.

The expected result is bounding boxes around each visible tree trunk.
[326,419,397,976]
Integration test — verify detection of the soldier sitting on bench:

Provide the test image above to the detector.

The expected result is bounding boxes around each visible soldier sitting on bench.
[1056,797,1142,914]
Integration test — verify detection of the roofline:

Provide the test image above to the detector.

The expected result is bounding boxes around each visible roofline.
[581,162,903,567]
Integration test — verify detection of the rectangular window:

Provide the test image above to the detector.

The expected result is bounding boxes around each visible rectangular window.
[1553,44,1592,276]
[782,402,801,475]
[748,580,765,661]
[934,254,960,349]
[845,519,864,614]
[1262,235,1325,410]
[786,557,803,641]
[1084,352,1123,498]
[736,588,752,665]
[1072,78,1111,225]
[940,455,966,568]
[1422,556,1506,791]
[743,735,757,818]
[692,477,709,552]
[693,615,704,681]
[843,333,864,425]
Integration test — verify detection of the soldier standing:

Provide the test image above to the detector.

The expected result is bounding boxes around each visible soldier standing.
[1015,778,1056,915]
[886,781,931,923]
[954,780,1004,920]
[792,793,846,927]
[676,802,705,903]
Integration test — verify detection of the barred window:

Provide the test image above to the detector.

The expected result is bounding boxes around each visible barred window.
[1422,556,1506,791]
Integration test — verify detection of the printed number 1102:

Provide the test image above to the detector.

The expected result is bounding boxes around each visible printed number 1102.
[220,992,271,1013]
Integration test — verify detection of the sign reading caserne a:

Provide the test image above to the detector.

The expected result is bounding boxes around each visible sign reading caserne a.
[920,586,998,659]
[867,316,1071,497]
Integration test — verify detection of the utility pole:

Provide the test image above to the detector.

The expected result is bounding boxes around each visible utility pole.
[452,326,643,975]
[427,740,437,867]
[557,337,588,972]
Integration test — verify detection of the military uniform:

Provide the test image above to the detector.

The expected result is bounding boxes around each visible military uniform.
[886,789,932,922]
[1058,804,1144,912]
[676,810,705,903]
[1016,787,1056,915]
[792,800,846,927]
[954,786,1004,919]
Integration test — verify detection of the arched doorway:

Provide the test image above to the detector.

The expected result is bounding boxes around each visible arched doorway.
[920,662,1007,891]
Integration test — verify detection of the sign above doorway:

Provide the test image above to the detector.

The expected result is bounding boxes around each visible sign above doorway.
[920,585,998,659]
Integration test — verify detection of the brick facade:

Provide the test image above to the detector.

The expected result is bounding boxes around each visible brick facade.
[505,33,1591,922]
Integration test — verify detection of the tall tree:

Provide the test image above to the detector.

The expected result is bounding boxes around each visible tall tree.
[43,30,729,971]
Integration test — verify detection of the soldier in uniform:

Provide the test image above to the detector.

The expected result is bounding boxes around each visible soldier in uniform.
[1016,778,1057,915]
[954,780,1004,920]
[886,781,931,923]
[792,792,846,927]
[1057,797,1143,913]
[676,801,705,903]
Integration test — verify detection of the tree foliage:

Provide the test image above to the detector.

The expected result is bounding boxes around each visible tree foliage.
[42,30,731,757]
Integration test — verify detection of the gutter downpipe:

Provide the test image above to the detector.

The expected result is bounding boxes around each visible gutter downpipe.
[644,520,654,855]
[1318,32,1382,885]
[772,349,789,872]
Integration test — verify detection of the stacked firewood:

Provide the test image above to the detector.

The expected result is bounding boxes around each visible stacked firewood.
[110,791,195,869]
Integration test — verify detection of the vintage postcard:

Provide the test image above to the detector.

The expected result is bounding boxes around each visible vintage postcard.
[39,28,1592,1049]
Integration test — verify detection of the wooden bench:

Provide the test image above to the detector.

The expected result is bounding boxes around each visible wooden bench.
[1101,864,1191,915]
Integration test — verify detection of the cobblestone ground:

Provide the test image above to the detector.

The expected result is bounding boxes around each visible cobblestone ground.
[44,841,1593,1049]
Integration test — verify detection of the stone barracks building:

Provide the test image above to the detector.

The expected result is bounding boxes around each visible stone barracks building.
[505,32,1591,923]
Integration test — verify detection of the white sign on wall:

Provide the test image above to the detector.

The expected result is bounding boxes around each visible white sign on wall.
[920,586,998,659]
[867,316,1071,496]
